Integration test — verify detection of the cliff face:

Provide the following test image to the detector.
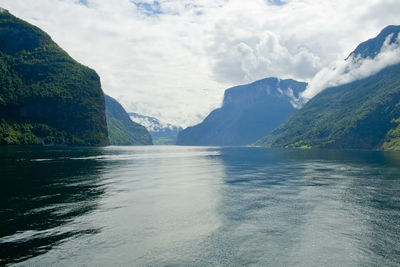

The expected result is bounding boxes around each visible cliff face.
[0,10,108,145]
[176,78,307,146]
[105,95,152,145]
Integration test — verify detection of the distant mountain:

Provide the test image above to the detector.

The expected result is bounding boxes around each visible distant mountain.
[0,10,108,145]
[128,112,182,145]
[176,78,307,146]
[105,95,152,145]
[257,25,400,150]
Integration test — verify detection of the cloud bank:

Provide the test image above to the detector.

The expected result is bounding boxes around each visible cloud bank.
[302,34,400,100]
[0,0,399,127]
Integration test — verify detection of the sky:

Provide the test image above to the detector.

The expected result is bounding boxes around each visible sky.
[0,0,399,127]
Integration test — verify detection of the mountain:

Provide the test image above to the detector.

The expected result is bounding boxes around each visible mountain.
[257,25,400,150]
[129,112,182,145]
[105,95,152,145]
[0,9,108,145]
[176,78,307,146]
[347,25,400,59]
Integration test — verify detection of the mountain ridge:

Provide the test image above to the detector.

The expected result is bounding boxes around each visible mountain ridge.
[348,25,400,59]
[128,112,182,145]
[105,95,152,145]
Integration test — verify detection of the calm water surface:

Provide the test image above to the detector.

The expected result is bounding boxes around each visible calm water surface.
[0,146,399,266]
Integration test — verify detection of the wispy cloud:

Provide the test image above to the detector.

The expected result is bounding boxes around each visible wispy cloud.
[0,0,399,127]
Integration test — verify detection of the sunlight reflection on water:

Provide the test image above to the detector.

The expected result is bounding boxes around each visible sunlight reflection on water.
[1,146,399,266]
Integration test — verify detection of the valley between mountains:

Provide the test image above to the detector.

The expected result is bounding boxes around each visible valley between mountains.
[1,9,400,150]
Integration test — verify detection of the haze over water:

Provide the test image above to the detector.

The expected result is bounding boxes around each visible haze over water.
[1,146,399,266]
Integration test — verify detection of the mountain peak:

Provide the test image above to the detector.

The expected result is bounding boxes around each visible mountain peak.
[348,25,400,60]
[222,77,306,108]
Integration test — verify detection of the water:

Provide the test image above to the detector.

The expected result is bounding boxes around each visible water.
[0,146,399,266]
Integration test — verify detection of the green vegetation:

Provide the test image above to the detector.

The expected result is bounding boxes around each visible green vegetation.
[0,10,108,145]
[0,119,84,145]
[381,119,400,150]
[105,95,152,145]
[297,145,312,149]
[256,63,400,150]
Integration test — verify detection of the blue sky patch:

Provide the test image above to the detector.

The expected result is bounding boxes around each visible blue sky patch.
[79,0,88,6]
[132,1,162,16]
[267,0,286,6]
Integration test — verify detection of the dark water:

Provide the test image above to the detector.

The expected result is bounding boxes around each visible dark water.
[0,146,399,266]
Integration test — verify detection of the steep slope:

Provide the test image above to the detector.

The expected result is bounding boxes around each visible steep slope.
[105,95,152,145]
[0,10,108,145]
[129,112,182,145]
[257,25,400,150]
[176,78,307,146]
[348,25,400,59]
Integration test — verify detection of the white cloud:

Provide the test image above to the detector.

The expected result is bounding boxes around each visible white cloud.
[302,34,400,100]
[210,30,322,84]
[0,0,399,127]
